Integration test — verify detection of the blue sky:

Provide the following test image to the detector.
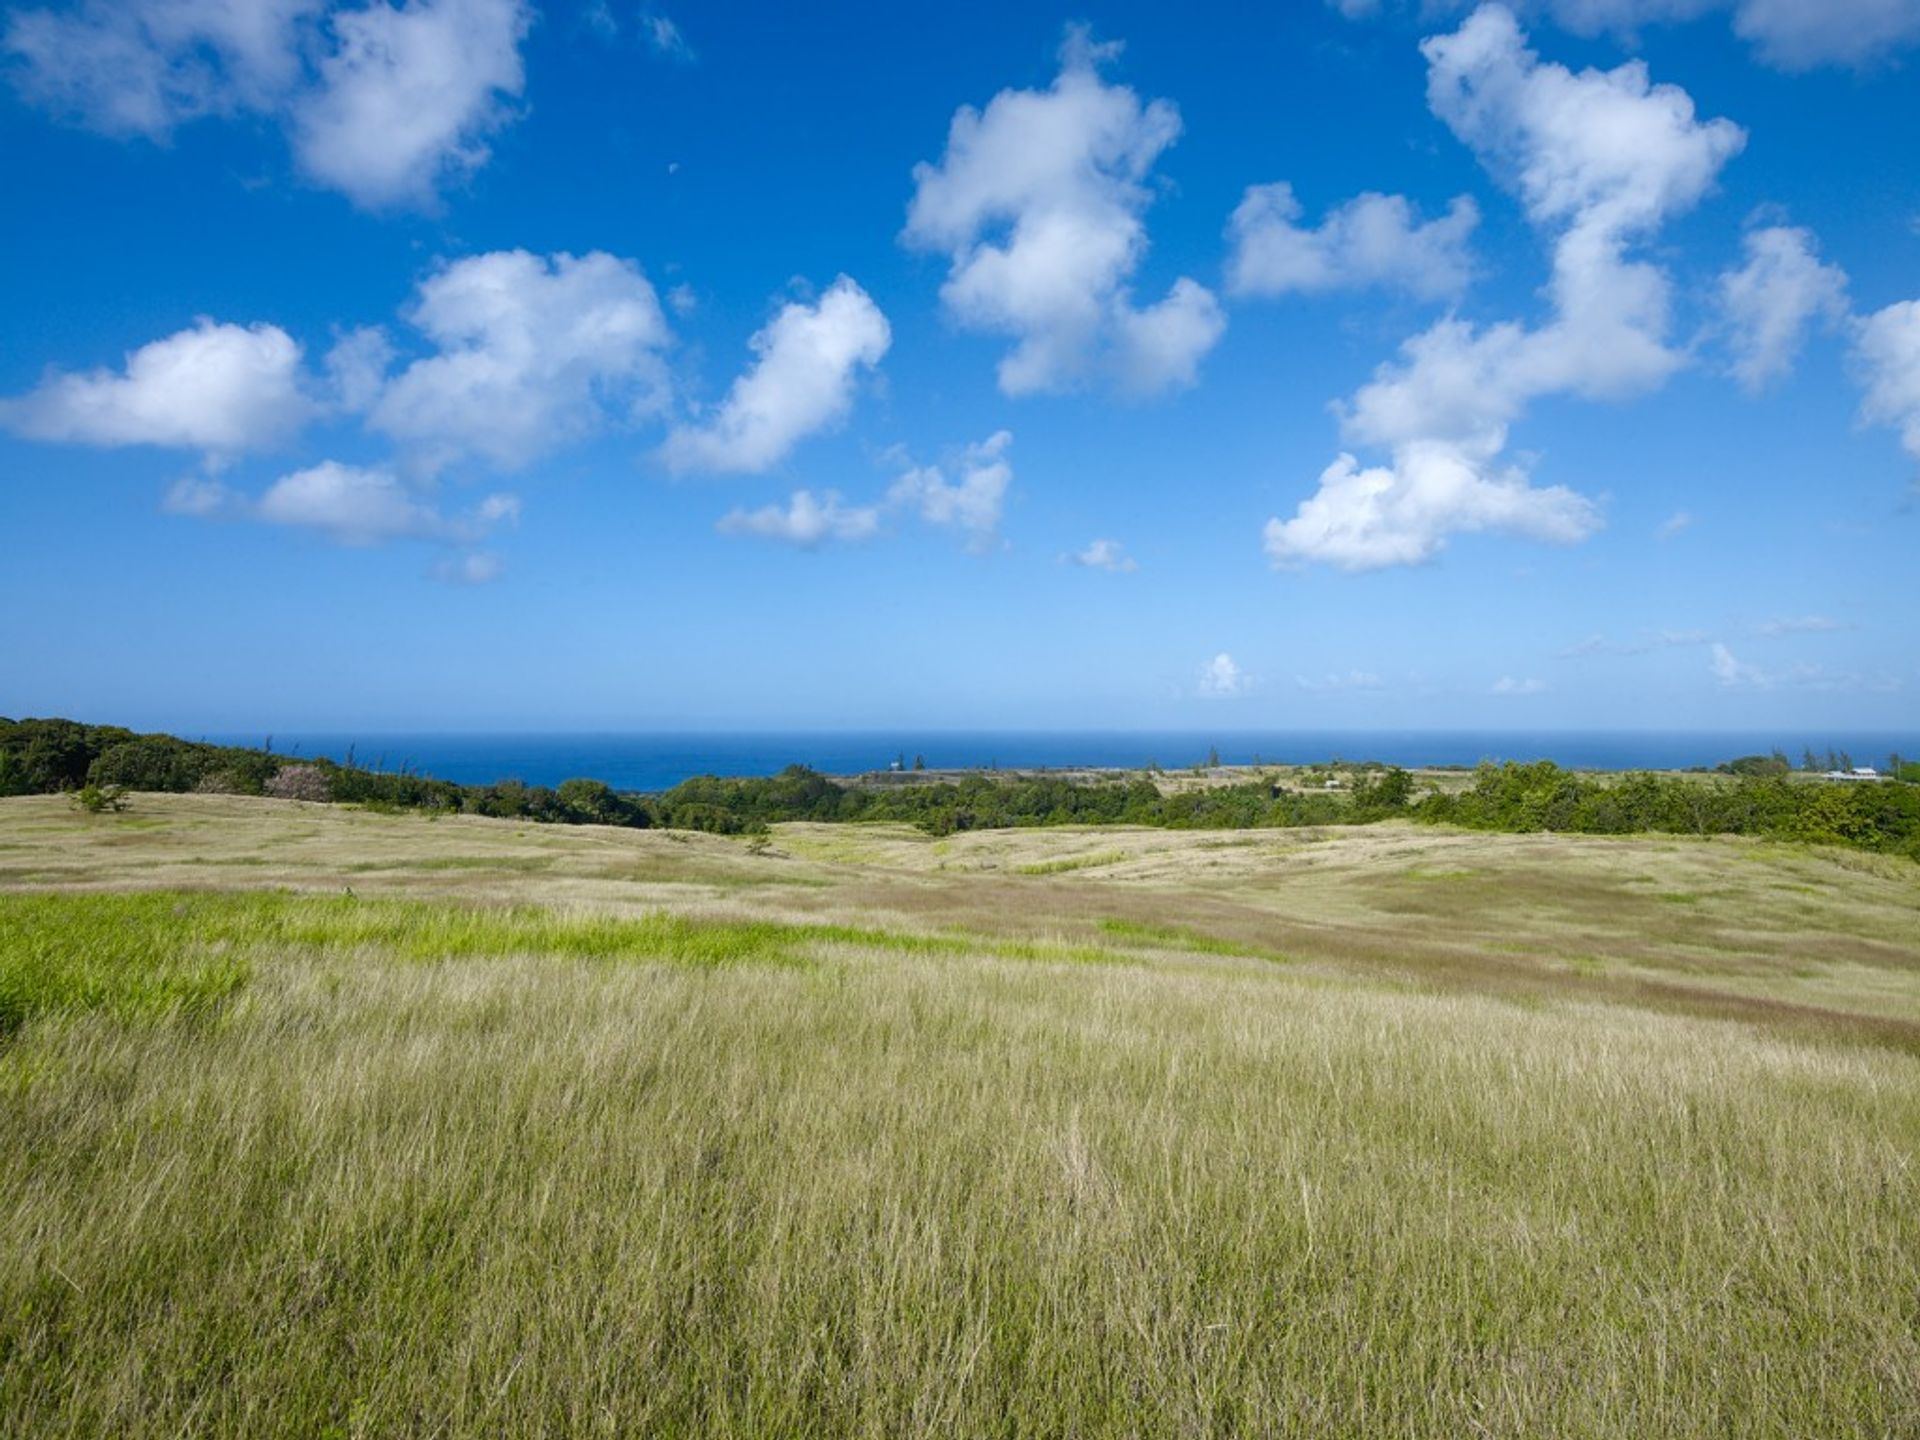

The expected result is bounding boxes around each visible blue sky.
[1,0,1916,733]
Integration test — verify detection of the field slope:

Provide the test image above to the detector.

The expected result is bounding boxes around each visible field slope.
[2,793,1918,1437]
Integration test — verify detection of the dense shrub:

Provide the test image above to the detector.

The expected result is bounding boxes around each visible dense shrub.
[5,718,1915,858]
[69,783,128,814]
[1416,762,1920,858]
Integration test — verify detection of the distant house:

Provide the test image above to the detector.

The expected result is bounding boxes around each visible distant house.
[1823,767,1883,783]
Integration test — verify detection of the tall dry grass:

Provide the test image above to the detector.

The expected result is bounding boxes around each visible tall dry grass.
[1,887,1916,1436]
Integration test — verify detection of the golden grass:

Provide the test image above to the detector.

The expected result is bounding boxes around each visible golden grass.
[2,794,1918,1435]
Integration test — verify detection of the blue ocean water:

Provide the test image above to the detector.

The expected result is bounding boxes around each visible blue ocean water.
[206,731,1920,793]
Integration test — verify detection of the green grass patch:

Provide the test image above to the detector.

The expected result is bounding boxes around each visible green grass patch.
[342,855,556,874]
[1097,918,1285,962]
[0,891,1122,1037]
[1016,849,1129,875]
[0,892,252,1033]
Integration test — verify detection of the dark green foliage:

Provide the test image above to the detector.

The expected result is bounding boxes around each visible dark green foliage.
[556,777,650,827]
[1717,752,1791,778]
[320,761,464,811]
[68,783,128,814]
[1416,761,1920,858]
[0,718,115,794]
[6,718,1915,857]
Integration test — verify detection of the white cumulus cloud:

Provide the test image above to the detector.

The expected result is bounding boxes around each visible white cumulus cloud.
[2,0,532,209]
[715,431,1017,553]
[1718,224,1849,391]
[0,318,315,457]
[902,26,1224,396]
[715,490,881,548]
[3,0,317,135]
[662,277,889,475]
[1854,299,1920,466]
[372,249,672,472]
[1198,652,1246,698]
[1730,0,1920,70]
[1266,4,1742,570]
[255,459,507,545]
[1227,183,1480,300]
[886,430,1014,549]
[290,0,530,210]
[163,459,517,576]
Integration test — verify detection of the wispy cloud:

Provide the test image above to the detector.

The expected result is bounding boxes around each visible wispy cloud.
[1710,641,1900,692]
[1756,614,1846,635]
[1491,676,1548,696]
[1296,670,1383,694]
[640,11,695,62]
[1558,628,1708,658]
[1654,510,1694,541]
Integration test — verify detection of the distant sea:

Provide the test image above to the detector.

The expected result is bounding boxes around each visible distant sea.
[205,731,1919,793]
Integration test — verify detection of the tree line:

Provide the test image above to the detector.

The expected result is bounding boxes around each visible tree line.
[3,717,1915,859]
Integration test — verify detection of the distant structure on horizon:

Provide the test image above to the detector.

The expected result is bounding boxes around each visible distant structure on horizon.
[1823,767,1884,783]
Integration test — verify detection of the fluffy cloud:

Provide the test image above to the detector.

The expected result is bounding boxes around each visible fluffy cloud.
[1718,225,1849,391]
[166,460,514,578]
[291,0,530,209]
[1854,299,1920,464]
[1729,0,1920,70]
[1266,442,1600,569]
[5,248,669,484]
[1067,537,1137,572]
[169,458,512,546]
[662,277,889,475]
[373,249,671,471]
[886,430,1013,548]
[714,431,1016,552]
[1227,184,1480,300]
[2,0,531,208]
[902,27,1224,396]
[256,460,458,543]
[1197,652,1245,698]
[716,490,881,548]
[3,0,317,135]
[0,318,315,456]
[1266,5,1742,570]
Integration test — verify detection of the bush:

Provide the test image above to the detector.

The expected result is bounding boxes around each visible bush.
[264,765,332,802]
[69,783,129,814]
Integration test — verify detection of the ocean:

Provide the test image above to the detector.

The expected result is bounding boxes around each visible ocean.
[206,731,1920,793]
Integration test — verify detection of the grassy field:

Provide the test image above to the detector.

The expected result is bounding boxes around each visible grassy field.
[2,794,1918,1436]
